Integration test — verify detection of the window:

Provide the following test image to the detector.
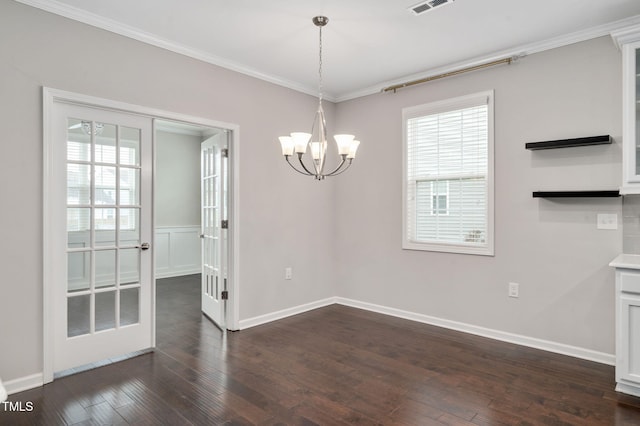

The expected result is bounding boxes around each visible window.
[402,91,494,255]
[430,180,449,215]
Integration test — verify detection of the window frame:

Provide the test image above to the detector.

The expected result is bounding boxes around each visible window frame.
[402,90,495,256]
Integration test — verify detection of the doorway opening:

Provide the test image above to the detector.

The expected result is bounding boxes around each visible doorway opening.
[154,120,230,331]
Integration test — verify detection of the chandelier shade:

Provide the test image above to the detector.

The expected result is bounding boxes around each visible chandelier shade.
[278,16,360,180]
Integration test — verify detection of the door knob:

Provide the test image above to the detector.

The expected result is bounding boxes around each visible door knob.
[138,242,150,250]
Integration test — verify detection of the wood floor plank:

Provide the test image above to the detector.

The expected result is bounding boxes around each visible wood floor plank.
[3,274,640,425]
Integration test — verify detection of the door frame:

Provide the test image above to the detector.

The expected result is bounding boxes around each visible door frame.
[43,87,241,383]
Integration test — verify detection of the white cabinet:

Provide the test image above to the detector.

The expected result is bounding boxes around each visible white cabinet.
[616,271,640,396]
[611,254,640,396]
[614,27,640,194]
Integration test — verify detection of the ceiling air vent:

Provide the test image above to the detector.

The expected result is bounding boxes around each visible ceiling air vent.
[409,0,455,16]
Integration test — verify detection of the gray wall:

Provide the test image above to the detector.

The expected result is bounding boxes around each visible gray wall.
[0,0,626,385]
[0,1,337,383]
[623,195,640,253]
[333,36,622,355]
[155,131,201,227]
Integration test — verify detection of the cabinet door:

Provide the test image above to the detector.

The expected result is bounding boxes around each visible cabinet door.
[619,293,640,384]
[622,41,640,192]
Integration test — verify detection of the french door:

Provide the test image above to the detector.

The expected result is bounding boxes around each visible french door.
[50,101,153,373]
[200,133,228,329]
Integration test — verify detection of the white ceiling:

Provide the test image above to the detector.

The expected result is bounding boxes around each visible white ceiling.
[17,0,640,101]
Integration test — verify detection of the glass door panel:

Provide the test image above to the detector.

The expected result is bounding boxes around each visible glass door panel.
[67,251,90,292]
[119,168,140,205]
[95,249,116,290]
[95,123,117,164]
[68,295,91,337]
[94,207,116,246]
[120,288,139,326]
[67,207,91,248]
[95,165,117,205]
[119,208,140,245]
[67,119,91,162]
[120,248,140,285]
[120,127,141,166]
[65,115,145,339]
[67,163,91,205]
[95,291,116,332]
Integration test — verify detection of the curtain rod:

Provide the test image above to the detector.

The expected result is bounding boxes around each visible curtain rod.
[382,55,523,93]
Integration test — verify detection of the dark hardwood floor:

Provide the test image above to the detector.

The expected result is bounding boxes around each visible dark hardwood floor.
[3,274,640,425]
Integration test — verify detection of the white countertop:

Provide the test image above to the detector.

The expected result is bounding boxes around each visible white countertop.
[610,254,640,270]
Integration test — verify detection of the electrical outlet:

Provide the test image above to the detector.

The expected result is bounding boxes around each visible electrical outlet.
[597,213,617,230]
[508,282,519,298]
[285,267,292,280]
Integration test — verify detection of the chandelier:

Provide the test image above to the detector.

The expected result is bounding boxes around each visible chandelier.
[278,16,360,180]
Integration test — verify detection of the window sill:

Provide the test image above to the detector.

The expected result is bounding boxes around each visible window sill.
[403,241,494,256]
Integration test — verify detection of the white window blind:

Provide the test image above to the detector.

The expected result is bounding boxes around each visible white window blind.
[403,91,494,255]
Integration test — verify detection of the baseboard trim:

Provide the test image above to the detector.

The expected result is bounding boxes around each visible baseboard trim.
[335,297,615,366]
[11,296,613,397]
[616,382,640,397]
[239,297,336,330]
[155,268,200,279]
[4,373,43,396]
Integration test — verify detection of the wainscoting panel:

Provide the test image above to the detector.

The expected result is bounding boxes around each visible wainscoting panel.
[155,226,201,278]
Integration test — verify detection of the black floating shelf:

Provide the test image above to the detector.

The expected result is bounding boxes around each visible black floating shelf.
[532,190,620,198]
[525,135,611,150]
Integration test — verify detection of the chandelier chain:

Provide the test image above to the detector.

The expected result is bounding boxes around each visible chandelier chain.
[318,25,323,103]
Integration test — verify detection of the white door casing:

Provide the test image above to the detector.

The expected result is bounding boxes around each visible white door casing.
[50,102,154,374]
[43,87,241,383]
[201,133,228,329]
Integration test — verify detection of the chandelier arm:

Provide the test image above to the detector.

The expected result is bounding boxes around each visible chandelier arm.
[327,160,354,177]
[285,155,313,176]
[295,153,317,176]
[323,156,347,176]
[324,157,354,177]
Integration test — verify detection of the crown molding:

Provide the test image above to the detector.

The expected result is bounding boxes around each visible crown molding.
[14,0,640,103]
[611,19,640,48]
[13,0,338,102]
[335,14,640,102]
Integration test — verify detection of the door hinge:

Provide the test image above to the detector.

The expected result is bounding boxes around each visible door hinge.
[221,148,229,158]
[221,290,229,300]
[221,220,228,229]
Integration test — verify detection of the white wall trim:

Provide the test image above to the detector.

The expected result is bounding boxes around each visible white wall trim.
[15,0,640,103]
[155,225,201,279]
[239,298,337,330]
[239,295,615,365]
[335,297,616,366]
[611,22,640,49]
[12,294,615,395]
[14,0,322,100]
[337,15,640,102]
[4,373,43,396]
[42,86,55,384]
[616,382,640,398]
[42,86,242,378]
